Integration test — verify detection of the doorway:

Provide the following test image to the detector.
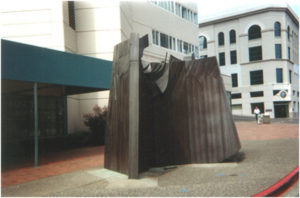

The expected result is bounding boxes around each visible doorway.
[274,102,289,118]
[251,102,265,114]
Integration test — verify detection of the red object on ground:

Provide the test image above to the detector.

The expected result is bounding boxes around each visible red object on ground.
[252,166,299,197]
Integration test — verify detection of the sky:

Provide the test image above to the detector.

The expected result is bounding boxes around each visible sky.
[197,0,299,21]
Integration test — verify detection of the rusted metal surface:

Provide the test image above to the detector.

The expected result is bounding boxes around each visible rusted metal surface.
[105,35,241,178]
[104,39,130,175]
[151,56,241,166]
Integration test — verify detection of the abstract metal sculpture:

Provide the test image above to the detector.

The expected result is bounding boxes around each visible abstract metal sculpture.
[105,33,241,179]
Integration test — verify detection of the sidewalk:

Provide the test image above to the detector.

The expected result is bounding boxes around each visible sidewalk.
[1,146,104,187]
[1,122,299,196]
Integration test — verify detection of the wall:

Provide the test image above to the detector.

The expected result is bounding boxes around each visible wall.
[127,1,199,62]
[199,7,299,118]
[1,1,65,50]
[75,1,122,60]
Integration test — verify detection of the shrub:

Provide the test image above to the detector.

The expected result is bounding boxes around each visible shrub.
[83,105,108,145]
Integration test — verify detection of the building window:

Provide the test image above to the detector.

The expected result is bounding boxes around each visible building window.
[200,55,208,59]
[273,90,280,95]
[177,39,182,52]
[199,36,207,50]
[275,44,282,59]
[230,50,237,64]
[250,70,263,85]
[288,47,291,60]
[231,93,242,99]
[175,3,181,16]
[183,42,190,54]
[229,30,236,44]
[287,26,290,41]
[160,33,168,48]
[274,22,281,37]
[249,46,262,61]
[68,1,76,30]
[218,32,224,46]
[289,70,292,83]
[231,73,238,87]
[152,30,195,55]
[219,52,225,66]
[182,7,188,20]
[194,13,198,24]
[276,68,283,83]
[248,25,261,40]
[250,91,264,97]
[152,30,159,45]
[153,1,198,25]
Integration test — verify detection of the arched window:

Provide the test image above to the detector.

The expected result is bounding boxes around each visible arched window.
[218,32,224,46]
[248,25,261,40]
[199,36,207,50]
[287,26,290,41]
[274,22,281,37]
[229,30,236,44]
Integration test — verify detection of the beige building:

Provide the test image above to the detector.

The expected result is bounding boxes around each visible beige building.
[198,4,299,118]
[1,1,200,132]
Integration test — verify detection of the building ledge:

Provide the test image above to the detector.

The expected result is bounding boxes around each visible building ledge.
[240,59,294,65]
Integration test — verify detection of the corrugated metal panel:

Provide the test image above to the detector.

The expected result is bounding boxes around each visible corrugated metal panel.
[105,36,241,177]
[104,40,130,175]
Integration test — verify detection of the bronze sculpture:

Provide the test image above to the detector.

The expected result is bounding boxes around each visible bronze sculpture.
[105,33,241,179]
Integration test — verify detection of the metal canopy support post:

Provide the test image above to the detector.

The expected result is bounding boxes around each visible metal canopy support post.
[128,33,139,179]
[33,82,38,167]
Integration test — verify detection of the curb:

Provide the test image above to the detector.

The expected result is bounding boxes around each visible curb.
[252,166,299,197]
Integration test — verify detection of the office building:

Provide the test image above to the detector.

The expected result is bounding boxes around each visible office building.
[198,4,299,118]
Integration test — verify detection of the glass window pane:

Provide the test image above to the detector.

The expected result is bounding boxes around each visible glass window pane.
[276,68,283,83]
[275,44,282,59]
[160,33,169,48]
[250,70,263,85]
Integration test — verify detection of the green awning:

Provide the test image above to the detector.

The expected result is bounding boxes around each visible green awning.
[1,39,112,90]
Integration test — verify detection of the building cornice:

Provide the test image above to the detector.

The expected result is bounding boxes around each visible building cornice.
[199,7,299,28]
[240,58,294,65]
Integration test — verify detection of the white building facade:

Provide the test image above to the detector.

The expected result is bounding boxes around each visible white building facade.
[1,1,199,132]
[198,5,299,118]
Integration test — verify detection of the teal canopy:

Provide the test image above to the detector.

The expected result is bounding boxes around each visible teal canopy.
[1,39,112,90]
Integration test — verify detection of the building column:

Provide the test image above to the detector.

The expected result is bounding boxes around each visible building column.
[128,33,139,179]
[33,82,39,167]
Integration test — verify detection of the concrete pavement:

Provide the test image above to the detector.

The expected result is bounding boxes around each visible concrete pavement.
[2,122,299,197]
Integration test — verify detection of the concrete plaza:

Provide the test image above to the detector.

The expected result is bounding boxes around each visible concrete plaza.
[2,120,299,197]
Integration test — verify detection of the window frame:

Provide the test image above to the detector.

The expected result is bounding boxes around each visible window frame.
[218,32,224,46]
[249,46,262,61]
[276,68,283,83]
[248,25,261,40]
[274,22,281,37]
[230,50,237,64]
[219,52,225,66]
[250,70,264,85]
[231,93,242,99]
[275,44,282,59]
[231,73,238,87]
[250,91,264,97]
[199,36,207,50]
[160,33,169,48]
[287,26,290,41]
[229,30,236,44]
